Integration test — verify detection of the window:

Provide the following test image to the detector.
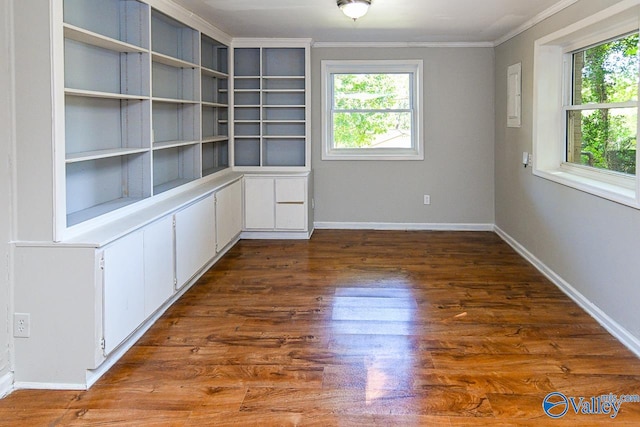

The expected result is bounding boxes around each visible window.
[533,2,640,208]
[566,32,638,176]
[321,60,423,160]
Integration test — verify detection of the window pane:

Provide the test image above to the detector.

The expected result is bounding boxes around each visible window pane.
[333,112,412,149]
[572,33,639,105]
[566,107,637,174]
[333,73,410,110]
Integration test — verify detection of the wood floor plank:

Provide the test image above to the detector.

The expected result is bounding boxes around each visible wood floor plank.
[58,409,192,426]
[185,411,453,427]
[239,386,493,417]
[0,409,69,425]
[414,371,556,395]
[3,230,640,425]
[0,390,78,409]
[100,363,324,388]
[67,385,247,412]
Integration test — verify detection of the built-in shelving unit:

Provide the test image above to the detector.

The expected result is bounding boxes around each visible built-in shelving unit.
[201,34,229,176]
[232,42,310,170]
[61,0,231,228]
[63,0,152,227]
[151,10,200,194]
[12,0,313,390]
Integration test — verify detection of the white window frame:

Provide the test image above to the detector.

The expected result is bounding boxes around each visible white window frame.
[321,60,424,161]
[533,0,640,208]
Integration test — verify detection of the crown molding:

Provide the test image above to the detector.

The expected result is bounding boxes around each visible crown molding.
[146,0,233,45]
[493,0,580,46]
[312,41,494,48]
[312,0,582,49]
[155,0,582,49]
[232,37,313,48]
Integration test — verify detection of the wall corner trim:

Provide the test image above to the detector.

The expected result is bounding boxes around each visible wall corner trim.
[494,225,640,359]
[0,372,14,399]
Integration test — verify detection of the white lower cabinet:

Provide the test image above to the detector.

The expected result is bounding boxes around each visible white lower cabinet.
[102,231,145,354]
[143,216,175,318]
[216,180,243,251]
[244,174,308,232]
[175,195,217,289]
[275,178,306,230]
[13,176,245,387]
[244,177,275,229]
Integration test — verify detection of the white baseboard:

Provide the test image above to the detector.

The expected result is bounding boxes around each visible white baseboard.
[314,222,495,231]
[14,381,85,391]
[494,225,640,358]
[0,371,13,398]
[240,230,312,240]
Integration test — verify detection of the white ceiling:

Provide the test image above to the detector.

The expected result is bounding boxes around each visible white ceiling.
[170,0,576,44]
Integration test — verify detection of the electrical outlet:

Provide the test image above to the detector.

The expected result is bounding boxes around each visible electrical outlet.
[14,313,30,338]
[423,195,431,205]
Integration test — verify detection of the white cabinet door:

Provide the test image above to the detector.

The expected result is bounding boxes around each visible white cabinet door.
[103,231,145,355]
[143,216,175,318]
[275,204,306,230]
[275,178,306,230]
[244,177,275,230]
[275,178,305,203]
[216,180,242,251]
[175,195,216,289]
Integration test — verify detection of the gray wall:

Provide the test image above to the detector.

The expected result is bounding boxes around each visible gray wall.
[0,0,13,385]
[13,0,55,242]
[311,47,495,225]
[494,0,640,340]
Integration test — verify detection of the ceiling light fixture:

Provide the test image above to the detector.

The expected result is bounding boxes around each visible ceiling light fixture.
[337,0,371,21]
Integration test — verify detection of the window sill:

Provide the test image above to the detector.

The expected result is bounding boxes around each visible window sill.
[533,167,639,209]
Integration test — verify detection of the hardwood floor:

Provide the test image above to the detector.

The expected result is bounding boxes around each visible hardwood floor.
[2,230,640,425]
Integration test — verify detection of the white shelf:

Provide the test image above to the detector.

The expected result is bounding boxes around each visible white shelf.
[202,101,228,108]
[235,76,260,79]
[262,89,305,93]
[202,167,227,176]
[63,24,147,54]
[66,148,149,163]
[234,135,261,139]
[263,104,305,108]
[152,97,198,104]
[65,88,149,101]
[234,89,260,93]
[202,136,229,143]
[234,105,261,108]
[152,52,198,69]
[263,76,305,79]
[201,66,228,79]
[67,197,145,227]
[263,120,305,123]
[154,178,194,195]
[153,140,199,151]
[262,135,305,139]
